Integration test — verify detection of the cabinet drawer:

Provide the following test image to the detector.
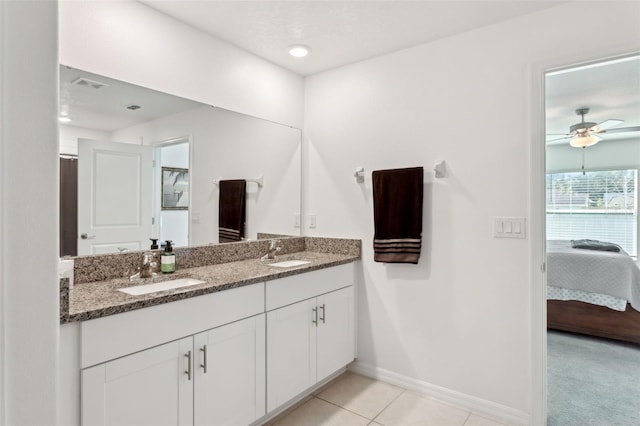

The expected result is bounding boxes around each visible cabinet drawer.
[266,263,354,311]
[81,283,264,368]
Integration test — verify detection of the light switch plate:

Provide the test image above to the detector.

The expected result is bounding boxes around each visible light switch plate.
[294,213,301,228]
[494,217,526,239]
[309,214,317,229]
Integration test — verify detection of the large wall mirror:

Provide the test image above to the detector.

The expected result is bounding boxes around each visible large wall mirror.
[59,65,302,256]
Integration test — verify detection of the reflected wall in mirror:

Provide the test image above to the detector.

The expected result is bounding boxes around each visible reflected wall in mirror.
[59,65,302,256]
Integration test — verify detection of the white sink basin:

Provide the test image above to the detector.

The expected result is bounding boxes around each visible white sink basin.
[269,260,311,268]
[119,278,205,296]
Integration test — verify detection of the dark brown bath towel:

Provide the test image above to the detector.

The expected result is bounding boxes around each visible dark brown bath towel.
[219,179,246,243]
[372,167,423,264]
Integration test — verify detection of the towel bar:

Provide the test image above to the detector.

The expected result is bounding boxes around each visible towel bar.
[354,162,446,183]
[213,175,263,187]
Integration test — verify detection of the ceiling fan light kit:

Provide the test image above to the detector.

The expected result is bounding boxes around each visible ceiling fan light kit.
[570,133,601,148]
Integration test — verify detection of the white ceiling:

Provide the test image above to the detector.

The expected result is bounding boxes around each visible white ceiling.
[138,0,565,76]
[59,66,202,131]
[60,1,640,146]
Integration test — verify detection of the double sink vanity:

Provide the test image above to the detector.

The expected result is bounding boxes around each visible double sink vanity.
[59,236,361,426]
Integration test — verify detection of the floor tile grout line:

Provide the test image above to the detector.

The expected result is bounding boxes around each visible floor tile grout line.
[312,395,372,423]
[401,387,477,422]
[370,388,407,424]
[268,395,316,426]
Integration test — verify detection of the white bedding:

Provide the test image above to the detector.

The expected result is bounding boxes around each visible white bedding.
[546,240,640,312]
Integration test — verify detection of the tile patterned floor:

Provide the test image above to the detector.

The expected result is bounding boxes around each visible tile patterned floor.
[267,372,508,426]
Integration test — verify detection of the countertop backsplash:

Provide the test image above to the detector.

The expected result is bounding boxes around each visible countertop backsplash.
[74,236,312,284]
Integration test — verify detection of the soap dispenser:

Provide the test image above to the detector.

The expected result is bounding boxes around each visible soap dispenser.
[150,238,159,249]
[161,240,176,273]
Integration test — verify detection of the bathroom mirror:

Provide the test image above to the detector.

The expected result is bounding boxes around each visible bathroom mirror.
[59,65,302,256]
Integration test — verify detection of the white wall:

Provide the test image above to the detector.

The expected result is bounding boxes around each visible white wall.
[59,0,304,129]
[59,124,111,155]
[113,106,302,244]
[0,1,59,424]
[303,2,640,424]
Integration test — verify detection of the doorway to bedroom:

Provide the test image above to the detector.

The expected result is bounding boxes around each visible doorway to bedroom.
[544,55,640,426]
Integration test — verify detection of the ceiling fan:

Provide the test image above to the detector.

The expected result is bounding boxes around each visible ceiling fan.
[546,107,640,148]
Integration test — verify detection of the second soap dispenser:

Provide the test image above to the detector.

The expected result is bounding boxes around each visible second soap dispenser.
[161,240,176,273]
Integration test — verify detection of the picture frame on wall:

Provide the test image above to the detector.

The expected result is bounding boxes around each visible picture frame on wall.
[161,167,189,210]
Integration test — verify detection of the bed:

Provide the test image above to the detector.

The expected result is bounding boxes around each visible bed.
[546,240,640,345]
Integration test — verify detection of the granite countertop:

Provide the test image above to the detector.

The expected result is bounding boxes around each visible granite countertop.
[62,251,358,323]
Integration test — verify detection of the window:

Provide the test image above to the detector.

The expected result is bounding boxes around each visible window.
[546,169,638,257]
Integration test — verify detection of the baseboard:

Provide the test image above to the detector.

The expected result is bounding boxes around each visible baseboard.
[348,361,531,426]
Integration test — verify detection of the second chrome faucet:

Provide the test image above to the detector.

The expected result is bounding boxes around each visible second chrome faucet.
[261,239,282,262]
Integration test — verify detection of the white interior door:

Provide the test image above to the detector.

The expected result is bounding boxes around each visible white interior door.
[78,139,153,255]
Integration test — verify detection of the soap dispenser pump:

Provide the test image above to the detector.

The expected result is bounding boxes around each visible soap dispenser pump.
[161,240,176,273]
[150,238,159,249]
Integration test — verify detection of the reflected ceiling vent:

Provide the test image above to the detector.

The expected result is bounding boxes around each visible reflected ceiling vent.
[70,77,108,90]
[126,104,142,111]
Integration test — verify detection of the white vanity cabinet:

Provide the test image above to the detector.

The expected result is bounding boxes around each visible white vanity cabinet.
[80,284,266,426]
[193,314,266,425]
[266,263,355,412]
[81,337,194,426]
[67,262,357,426]
[316,286,356,380]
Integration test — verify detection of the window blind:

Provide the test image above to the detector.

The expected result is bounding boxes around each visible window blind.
[546,169,638,257]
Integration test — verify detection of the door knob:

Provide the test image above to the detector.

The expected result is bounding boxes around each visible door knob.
[80,233,96,240]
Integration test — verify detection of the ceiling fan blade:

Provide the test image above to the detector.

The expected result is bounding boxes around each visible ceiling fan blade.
[590,119,623,133]
[598,125,640,134]
[545,136,570,143]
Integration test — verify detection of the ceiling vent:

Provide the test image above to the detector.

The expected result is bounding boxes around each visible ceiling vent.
[70,77,108,90]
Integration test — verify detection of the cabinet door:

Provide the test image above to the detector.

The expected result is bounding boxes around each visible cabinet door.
[193,314,266,426]
[317,286,355,381]
[266,298,317,412]
[81,337,193,426]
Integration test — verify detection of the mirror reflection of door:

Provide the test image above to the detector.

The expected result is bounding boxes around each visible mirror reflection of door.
[77,139,153,255]
[154,138,190,248]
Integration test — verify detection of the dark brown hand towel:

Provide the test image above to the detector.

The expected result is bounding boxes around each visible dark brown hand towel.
[219,180,246,243]
[372,167,423,264]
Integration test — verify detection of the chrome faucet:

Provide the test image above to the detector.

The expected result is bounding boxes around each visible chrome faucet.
[261,239,281,261]
[139,252,158,278]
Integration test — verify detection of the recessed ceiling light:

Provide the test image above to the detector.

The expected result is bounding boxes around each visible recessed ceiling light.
[288,45,310,58]
[58,115,72,123]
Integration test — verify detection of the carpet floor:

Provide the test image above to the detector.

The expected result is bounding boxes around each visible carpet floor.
[547,330,640,426]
